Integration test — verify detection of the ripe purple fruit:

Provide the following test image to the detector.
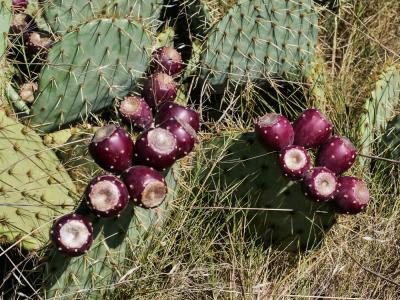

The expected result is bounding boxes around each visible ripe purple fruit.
[155,101,200,132]
[89,124,134,174]
[334,177,370,214]
[118,96,153,130]
[150,46,184,76]
[255,113,294,151]
[317,136,357,175]
[279,145,311,179]
[303,167,338,202]
[143,73,177,108]
[51,213,93,257]
[12,0,28,11]
[293,108,333,148]
[159,118,197,159]
[134,127,178,170]
[122,166,167,208]
[86,175,129,217]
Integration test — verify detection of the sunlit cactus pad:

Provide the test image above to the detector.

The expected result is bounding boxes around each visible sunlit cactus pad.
[0,0,12,57]
[42,0,164,33]
[199,0,318,92]
[198,132,336,251]
[0,110,77,250]
[30,18,153,133]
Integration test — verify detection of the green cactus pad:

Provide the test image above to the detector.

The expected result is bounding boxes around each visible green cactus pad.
[43,167,178,298]
[359,64,400,161]
[199,0,318,93]
[380,115,400,159]
[43,0,164,33]
[0,110,77,250]
[182,0,213,38]
[197,132,335,251]
[30,18,153,133]
[0,0,12,58]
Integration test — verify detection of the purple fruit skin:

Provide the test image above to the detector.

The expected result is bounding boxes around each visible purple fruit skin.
[303,167,338,202]
[51,213,93,257]
[317,136,357,175]
[119,96,153,130]
[89,125,134,174]
[293,108,333,148]
[279,145,311,179]
[86,175,129,217]
[122,166,167,208]
[12,0,28,11]
[155,101,200,132]
[150,47,184,76]
[334,176,370,214]
[159,119,197,159]
[143,73,177,108]
[134,127,179,170]
[255,113,294,151]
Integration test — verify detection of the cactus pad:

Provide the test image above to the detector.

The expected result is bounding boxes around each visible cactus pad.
[43,0,164,33]
[0,0,12,58]
[199,0,318,93]
[0,110,77,250]
[197,132,335,251]
[359,64,400,160]
[43,168,178,298]
[30,18,153,133]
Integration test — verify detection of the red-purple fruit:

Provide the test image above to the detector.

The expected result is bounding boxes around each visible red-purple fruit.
[86,175,129,217]
[317,136,357,175]
[12,0,28,11]
[303,167,338,202]
[143,73,177,108]
[255,113,294,151]
[89,124,134,174]
[134,127,178,170]
[279,145,311,179]
[51,213,93,257]
[159,118,197,159]
[155,101,200,132]
[150,46,184,76]
[334,177,370,214]
[118,96,153,130]
[122,166,167,208]
[293,108,333,148]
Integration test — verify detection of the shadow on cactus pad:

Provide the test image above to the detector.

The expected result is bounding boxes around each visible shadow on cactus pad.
[197,132,336,251]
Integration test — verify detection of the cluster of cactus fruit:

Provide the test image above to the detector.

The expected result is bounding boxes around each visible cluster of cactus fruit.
[51,46,200,256]
[255,108,370,214]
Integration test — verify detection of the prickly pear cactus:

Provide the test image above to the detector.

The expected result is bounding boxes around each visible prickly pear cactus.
[199,0,319,93]
[43,168,178,298]
[43,0,164,33]
[380,115,400,158]
[0,109,77,250]
[30,18,153,133]
[0,0,12,57]
[197,132,336,251]
[359,63,400,162]
[182,0,213,38]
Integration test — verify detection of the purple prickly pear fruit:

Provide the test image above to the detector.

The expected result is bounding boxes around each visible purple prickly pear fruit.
[255,113,294,151]
[143,73,177,108]
[155,101,200,132]
[279,145,311,179]
[150,46,184,76]
[86,175,129,217]
[118,96,153,130]
[159,118,197,159]
[293,108,333,148]
[334,177,370,214]
[122,166,167,208]
[12,0,28,11]
[303,167,338,202]
[24,31,53,56]
[316,136,357,175]
[51,213,93,257]
[10,13,37,34]
[89,124,134,174]
[134,127,178,170]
